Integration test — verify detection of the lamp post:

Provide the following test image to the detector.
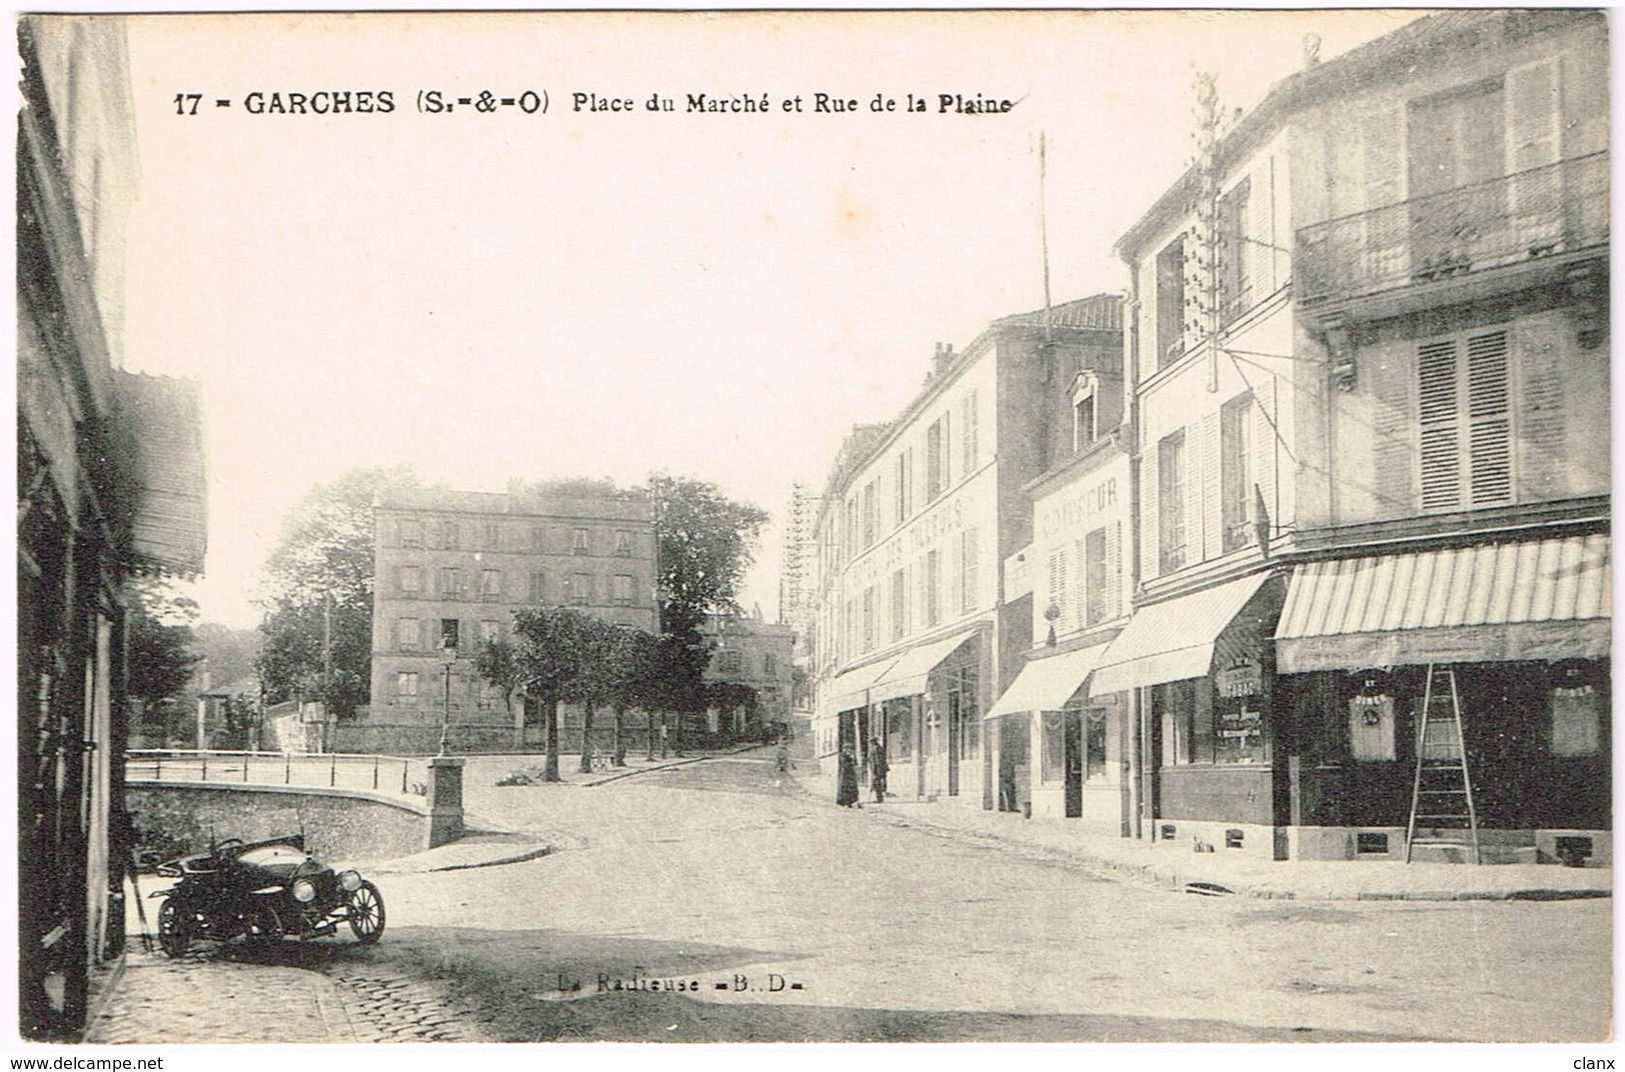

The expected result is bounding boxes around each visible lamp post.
[438,637,457,756]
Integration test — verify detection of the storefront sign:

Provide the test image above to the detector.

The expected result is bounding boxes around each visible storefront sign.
[1216,659,1262,698]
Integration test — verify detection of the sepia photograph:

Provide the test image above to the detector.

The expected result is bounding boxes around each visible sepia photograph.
[12,5,1613,1062]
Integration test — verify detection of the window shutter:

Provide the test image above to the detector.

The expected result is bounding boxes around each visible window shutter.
[1418,339,1462,511]
[1139,452,1160,581]
[1073,537,1088,630]
[1507,58,1562,253]
[1370,349,1416,514]
[1516,318,1566,498]
[1198,416,1220,561]
[1254,378,1277,532]
[1105,521,1122,621]
[1466,330,1512,506]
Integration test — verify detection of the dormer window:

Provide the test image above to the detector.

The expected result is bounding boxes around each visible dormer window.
[1071,371,1100,452]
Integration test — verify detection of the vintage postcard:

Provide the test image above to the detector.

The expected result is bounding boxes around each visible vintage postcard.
[14,7,1613,1067]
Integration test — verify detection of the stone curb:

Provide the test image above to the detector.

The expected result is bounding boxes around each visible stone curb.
[580,743,766,787]
[790,771,1610,904]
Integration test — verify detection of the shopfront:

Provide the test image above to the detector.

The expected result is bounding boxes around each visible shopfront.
[1274,535,1612,863]
[1090,571,1287,858]
[866,629,984,801]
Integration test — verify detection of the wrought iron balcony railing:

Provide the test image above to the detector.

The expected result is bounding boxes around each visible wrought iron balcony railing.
[1297,152,1609,305]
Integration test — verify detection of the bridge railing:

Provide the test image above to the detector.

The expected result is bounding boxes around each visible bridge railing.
[126,749,430,799]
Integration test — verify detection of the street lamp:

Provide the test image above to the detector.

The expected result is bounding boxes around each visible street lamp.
[438,636,457,756]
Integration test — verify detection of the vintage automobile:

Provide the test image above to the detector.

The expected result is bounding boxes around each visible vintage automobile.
[151,834,385,956]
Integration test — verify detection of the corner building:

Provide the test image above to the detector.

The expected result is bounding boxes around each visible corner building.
[809,297,1122,806]
[366,487,657,753]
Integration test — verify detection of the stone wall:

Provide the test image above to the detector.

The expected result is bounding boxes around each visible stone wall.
[127,783,431,865]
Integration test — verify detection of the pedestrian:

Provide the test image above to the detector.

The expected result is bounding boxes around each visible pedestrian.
[868,735,889,803]
[836,742,859,807]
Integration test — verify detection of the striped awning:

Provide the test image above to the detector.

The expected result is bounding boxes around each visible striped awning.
[821,658,898,714]
[1275,535,1611,673]
[870,629,979,703]
[1090,572,1278,696]
[984,641,1111,720]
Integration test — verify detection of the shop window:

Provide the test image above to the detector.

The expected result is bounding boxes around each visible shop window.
[1156,679,1201,765]
[1214,659,1265,763]
[1041,712,1066,782]
[1349,693,1397,761]
[888,701,913,762]
[1085,711,1108,779]
[1551,684,1602,757]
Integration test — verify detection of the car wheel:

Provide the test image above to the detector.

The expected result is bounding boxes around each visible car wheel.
[158,898,191,958]
[346,881,385,943]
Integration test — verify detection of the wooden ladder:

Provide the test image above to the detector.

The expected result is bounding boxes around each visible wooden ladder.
[1405,664,1482,864]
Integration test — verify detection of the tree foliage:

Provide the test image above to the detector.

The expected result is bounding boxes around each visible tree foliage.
[649,473,770,637]
[125,578,202,709]
[255,465,421,715]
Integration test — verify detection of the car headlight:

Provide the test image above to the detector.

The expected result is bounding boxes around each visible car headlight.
[292,878,317,903]
[339,870,363,893]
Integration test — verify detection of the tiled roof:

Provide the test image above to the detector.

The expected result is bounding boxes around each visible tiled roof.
[996,293,1123,332]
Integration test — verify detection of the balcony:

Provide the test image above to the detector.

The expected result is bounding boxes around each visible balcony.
[1297,153,1608,310]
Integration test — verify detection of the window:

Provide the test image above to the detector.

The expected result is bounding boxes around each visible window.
[1086,711,1108,779]
[480,569,503,600]
[480,619,501,643]
[924,550,941,627]
[440,619,460,649]
[530,527,547,552]
[862,481,877,548]
[894,451,912,525]
[529,571,546,603]
[1041,712,1066,783]
[1221,392,1256,552]
[1217,177,1252,324]
[1072,373,1099,452]
[1408,80,1505,277]
[862,587,876,651]
[399,565,422,596]
[1155,235,1186,368]
[398,618,421,651]
[926,417,947,500]
[438,567,465,599]
[1419,329,1511,512]
[1552,684,1602,757]
[763,652,776,676]
[718,649,743,674]
[1084,527,1110,626]
[438,520,459,550]
[483,522,500,550]
[1157,430,1187,573]
[569,573,592,604]
[401,520,423,548]
[572,528,590,555]
[612,573,635,606]
[886,569,907,641]
[960,528,979,613]
[961,390,979,473]
[1155,679,1212,765]
[396,671,419,700]
[614,530,633,556]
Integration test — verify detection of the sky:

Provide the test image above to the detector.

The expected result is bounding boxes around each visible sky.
[114,9,1423,629]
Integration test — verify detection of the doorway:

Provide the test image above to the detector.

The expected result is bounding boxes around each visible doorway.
[1064,711,1084,818]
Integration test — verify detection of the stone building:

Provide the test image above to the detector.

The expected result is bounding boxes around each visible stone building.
[361,486,656,754]
[701,611,795,742]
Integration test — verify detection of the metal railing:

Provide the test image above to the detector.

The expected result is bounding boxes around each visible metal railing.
[1297,152,1609,305]
[126,749,430,799]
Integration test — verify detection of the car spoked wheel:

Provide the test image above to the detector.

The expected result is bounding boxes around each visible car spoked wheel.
[158,898,191,958]
[346,881,385,943]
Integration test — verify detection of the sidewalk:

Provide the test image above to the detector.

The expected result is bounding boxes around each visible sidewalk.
[791,765,1612,902]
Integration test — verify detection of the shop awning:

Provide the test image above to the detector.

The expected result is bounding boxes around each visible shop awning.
[1275,535,1611,673]
[1090,572,1276,696]
[115,372,208,578]
[869,629,979,703]
[822,658,897,713]
[984,641,1111,720]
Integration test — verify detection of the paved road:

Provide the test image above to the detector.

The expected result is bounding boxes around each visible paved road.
[303,750,1610,1042]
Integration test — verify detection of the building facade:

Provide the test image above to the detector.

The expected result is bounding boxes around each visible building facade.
[18,16,208,1038]
[701,612,795,741]
[1099,9,1609,863]
[364,487,657,754]
[808,297,1123,807]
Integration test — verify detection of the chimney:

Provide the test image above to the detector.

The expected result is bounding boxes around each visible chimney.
[932,342,956,378]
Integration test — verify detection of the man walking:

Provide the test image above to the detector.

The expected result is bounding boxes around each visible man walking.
[868,735,889,804]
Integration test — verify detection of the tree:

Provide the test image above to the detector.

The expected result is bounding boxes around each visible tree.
[475,637,525,747]
[507,606,595,782]
[254,465,420,717]
[125,578,202,743]
[648,473,770,637]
